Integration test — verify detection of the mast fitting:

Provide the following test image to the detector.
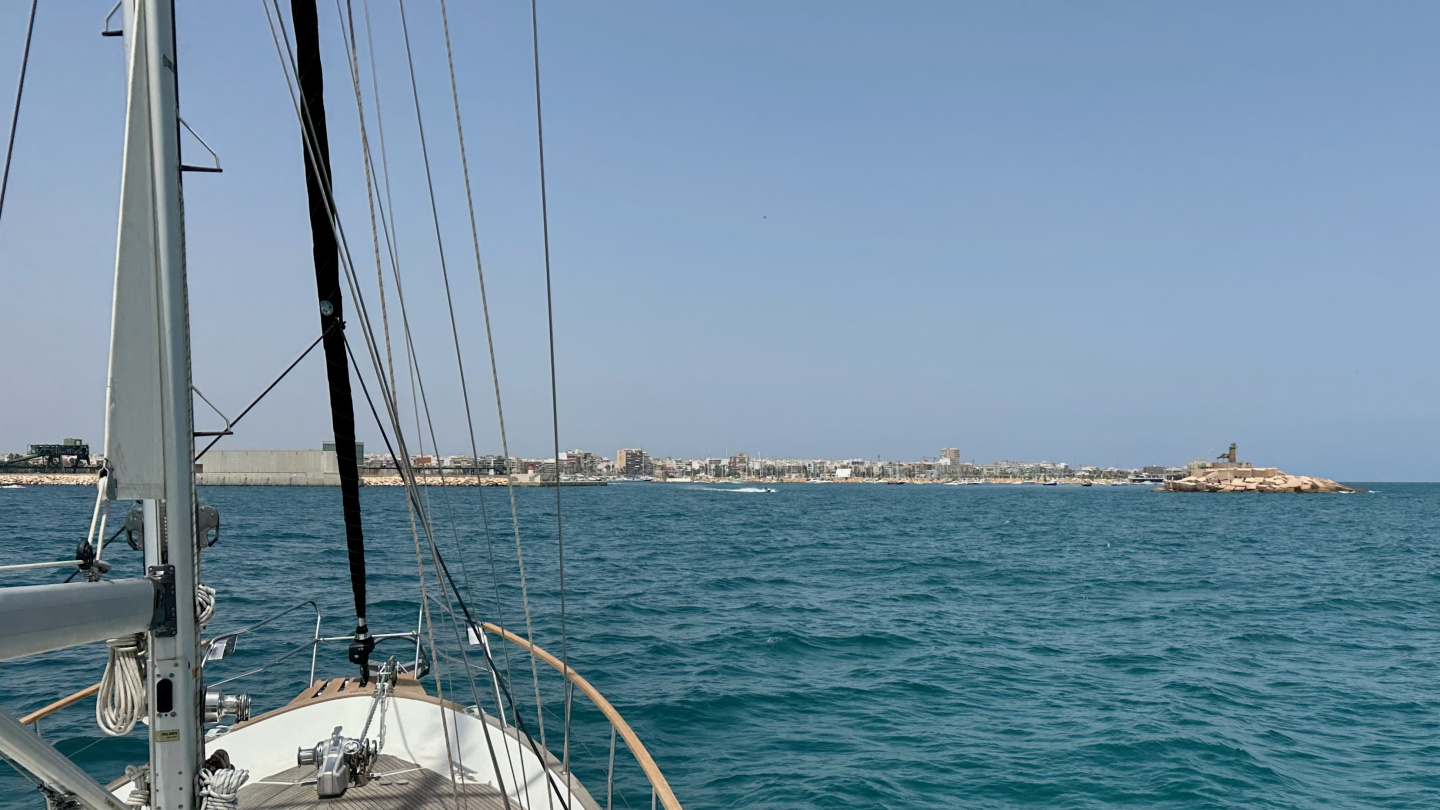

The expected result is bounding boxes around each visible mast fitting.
[146,565,177,637]
[347,622,375,686]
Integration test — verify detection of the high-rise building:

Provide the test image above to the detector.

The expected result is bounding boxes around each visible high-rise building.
[728,452,749,478]
[561,449,599,475]
[941,447,961,478]
[616,448,647,477]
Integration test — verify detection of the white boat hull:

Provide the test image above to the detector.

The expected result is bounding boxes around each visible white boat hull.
[110,677,598,810]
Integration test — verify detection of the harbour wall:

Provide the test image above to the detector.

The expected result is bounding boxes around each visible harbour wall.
[197,450,336,475]
[194,449,341,486]
[195,472,341,486]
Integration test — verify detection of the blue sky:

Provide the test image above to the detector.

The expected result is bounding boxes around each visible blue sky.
[1,1,1437,479]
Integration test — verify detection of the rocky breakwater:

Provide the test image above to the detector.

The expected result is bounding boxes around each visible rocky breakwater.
[0,472,97,486]
[1163,466,1357,493]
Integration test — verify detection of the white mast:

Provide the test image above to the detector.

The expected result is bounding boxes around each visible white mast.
[109,0,204,805]
[0,2,204,804]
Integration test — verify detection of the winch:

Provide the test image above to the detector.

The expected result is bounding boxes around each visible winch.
[297,725,377,799]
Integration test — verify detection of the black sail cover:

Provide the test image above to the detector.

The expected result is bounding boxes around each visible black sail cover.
[290,0,374,682]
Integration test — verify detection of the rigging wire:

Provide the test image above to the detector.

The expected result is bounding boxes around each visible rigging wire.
[0,0,38,232]
[395,0,553,769]
[347,334,577,810]
[522,0,575,769]
[336,3,503,744]
[193,322,337,461]
[338,0,397,400]
[0,749,41,791]
[259,4,575,807]
[259,5,489,804]
[343,10,517,776]
[347,82,528,792]
[286,0,375,670]
[390,0,489,625]
[429,0,509,612]
[373,315,518,806]
[348,0,423,462]
[349,6,428,468]
[263,3,552,803]
[359,26,429,479]
[428,0,521,715]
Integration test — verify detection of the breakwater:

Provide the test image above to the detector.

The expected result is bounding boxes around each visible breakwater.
[1164,467,1356,493]
[0,472,95,486]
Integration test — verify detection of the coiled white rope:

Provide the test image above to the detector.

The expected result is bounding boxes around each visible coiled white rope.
[97,586,216,737]
[97,635,145,736]
[123,764,149,807]
[196,584,216,628]
[199,767,248,810]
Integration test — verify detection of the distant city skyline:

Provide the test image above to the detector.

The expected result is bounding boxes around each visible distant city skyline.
[0,433,1396,482]
[3,3,1438,481]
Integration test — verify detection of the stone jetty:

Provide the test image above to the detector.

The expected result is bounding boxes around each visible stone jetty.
[1163,467,1356,493]
[0,472,95,486]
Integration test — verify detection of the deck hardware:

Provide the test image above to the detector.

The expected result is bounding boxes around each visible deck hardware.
[202,687,250,724]
[72,540,109,582]
[147,565,177,636]
[348,625,375,686]
[197,505,220,547]
[298,726,377,799]
[38,784,81,810]
[203,633,237,664]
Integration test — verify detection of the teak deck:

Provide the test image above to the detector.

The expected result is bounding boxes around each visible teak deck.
[238,754,510,810]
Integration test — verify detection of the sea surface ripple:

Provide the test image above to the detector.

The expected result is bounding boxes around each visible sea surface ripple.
[1,482,1437,808]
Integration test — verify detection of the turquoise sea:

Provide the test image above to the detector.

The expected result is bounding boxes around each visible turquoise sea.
[0,482,1437,808]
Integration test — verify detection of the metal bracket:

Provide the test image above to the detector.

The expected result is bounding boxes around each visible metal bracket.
[348,626,375,686]
[147,565,177,637]
[123,505,144,551]
[40,785,83,810]
[367,638,429,679]
[179,118,222,173]
[100,1,123,37]
[99,463,116,502]
[192,385,232,431]
[203,633,237,664]
[197,505,220,548]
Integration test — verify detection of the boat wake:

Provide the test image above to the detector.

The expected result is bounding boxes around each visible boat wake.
[0,485,23,490]
[704,487,775,493]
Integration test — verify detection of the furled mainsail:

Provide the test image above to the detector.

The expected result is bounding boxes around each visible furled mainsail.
[102,0,166,500]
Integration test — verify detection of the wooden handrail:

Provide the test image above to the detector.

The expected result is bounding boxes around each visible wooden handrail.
[480,623,683,810]
[20,682,100,725]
